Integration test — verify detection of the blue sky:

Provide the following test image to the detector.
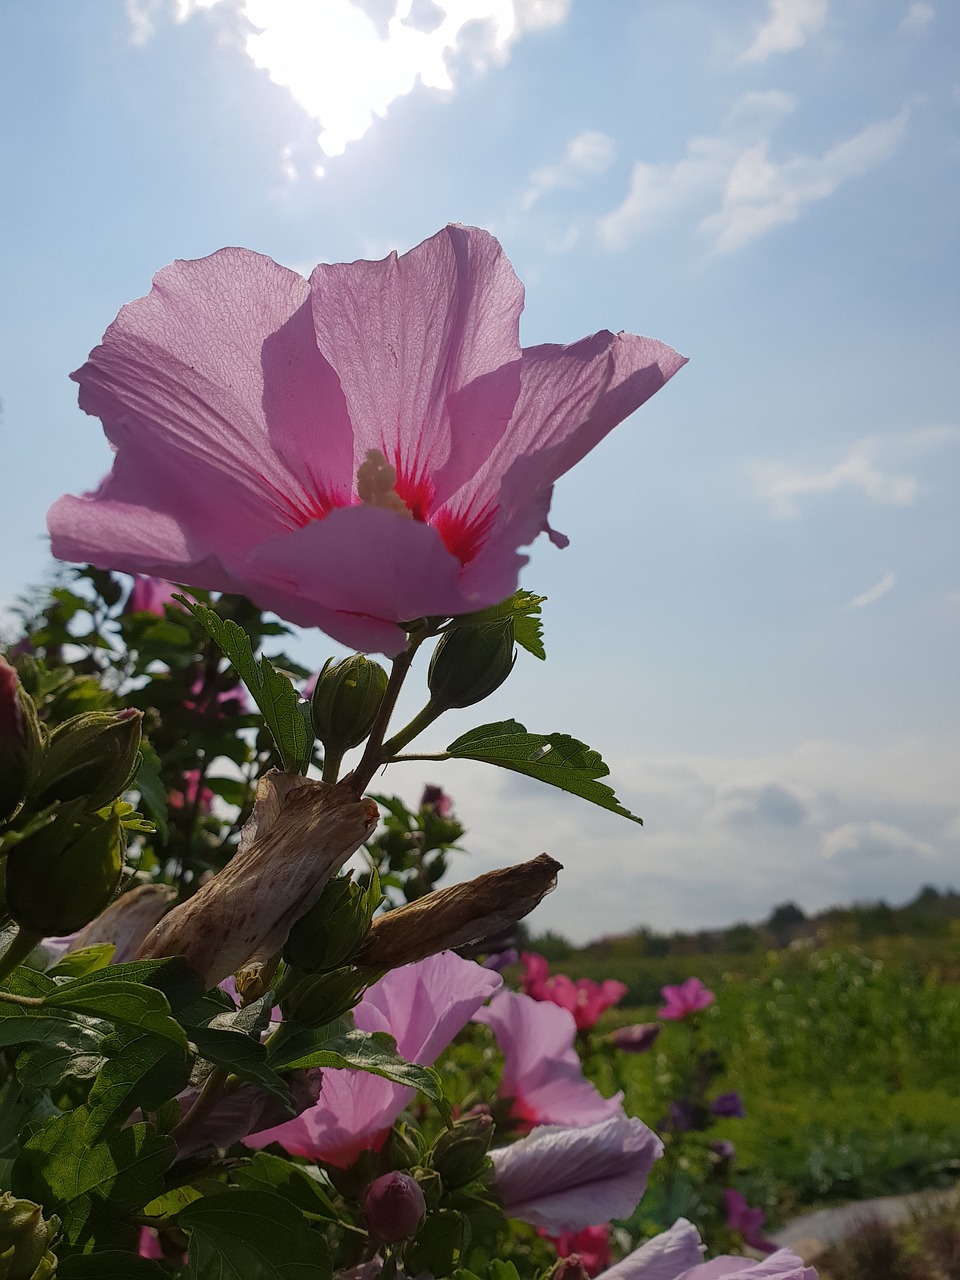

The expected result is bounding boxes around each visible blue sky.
[1,0,958,941]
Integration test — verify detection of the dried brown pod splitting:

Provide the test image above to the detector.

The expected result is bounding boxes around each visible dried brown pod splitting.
[355,853,561,970]
[137,770,379,989]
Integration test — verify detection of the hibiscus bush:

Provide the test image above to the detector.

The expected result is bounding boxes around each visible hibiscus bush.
[0,226,818,1279]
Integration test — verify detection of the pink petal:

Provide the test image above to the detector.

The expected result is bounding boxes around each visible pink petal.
[310,225,524,513]
[602,1218,705,1279]
[490,1114,663,1234]
[476,991,623,1129]
[677,1256,815,1280]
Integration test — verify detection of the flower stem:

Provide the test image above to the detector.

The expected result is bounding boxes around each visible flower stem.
[0,926,43,985]
[379,700,443,761]
[349,628,431,793]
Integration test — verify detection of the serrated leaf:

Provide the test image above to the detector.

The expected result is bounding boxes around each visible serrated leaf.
[231,1152,337,1220]
[189,1025,292,1107]
[461,590,547,660]
[15,1017,107,1091]
[86,1025,191,1134]
[446,719,642,824]
[42,980,188,1049]
[266,1025,440,1098]
[180,1189,331,1279]
[177,598,311,773]
[13,1108,175,1242]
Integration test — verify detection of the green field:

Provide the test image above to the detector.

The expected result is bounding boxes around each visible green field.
[567,939,960,1222]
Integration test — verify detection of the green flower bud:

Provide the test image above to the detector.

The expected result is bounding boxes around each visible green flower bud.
[5,806,124,936]
[431,1112,494,1189]
[32,708,142,812]
[275,964,369,1027]
[0,1193,60,1280]
[311,655,388,753]
[427,618,515,712]
[283,873,376,972]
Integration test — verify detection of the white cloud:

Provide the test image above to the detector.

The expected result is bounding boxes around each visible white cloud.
[520,131,615,211]
[130,0,570,158]
[849,572,896,609]
[599,95,907,253]
[900,2,934,33]
[703,110,908,253]
[738,0,828,64]
[821,820,934,861]
[748,425,958,517]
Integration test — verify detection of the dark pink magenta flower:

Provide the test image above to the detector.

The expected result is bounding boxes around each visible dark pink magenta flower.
[168,769,215,814]
[246,950,500,1167]
[474,990,624,1131]
[711,1092,745,1119]
[658,977,715,1021]
[519,952,626,1030]
[420,784,453,817]
[723,1189,777,1255]
[48,226,686,656]
[489,1112,663,1234]
[126,574,183,617]
[548,1225,612,1277]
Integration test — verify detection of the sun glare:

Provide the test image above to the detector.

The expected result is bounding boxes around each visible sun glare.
[181,0,569,160]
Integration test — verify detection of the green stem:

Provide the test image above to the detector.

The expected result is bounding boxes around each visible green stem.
[382,752,451,764]
[0,926,43,985]
[379,700,444,761]
[321,748,344,784]
[349,630,429,794]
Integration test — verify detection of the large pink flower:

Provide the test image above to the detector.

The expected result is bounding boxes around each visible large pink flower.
[49,226,686,655]
[474,989,624,1130]
[245,950,501,1168]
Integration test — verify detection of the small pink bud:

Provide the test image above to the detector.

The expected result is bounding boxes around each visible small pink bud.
[609,1022,662,1054]
[362,1171,426,1243]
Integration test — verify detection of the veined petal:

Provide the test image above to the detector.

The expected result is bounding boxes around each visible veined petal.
[601,1218,705,1279]
[310,225,524,513]
[491,1114,663,1234]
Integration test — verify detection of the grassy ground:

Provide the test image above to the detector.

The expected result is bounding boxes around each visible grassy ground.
[569,940,960,1220]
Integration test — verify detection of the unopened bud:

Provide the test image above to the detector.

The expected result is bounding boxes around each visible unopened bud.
[33,708,142,812]
[608,1023,661,1054]
[137,771,379,989]
[355,854,561,970]
[5,805,124,936]
[362,1172,426,1243]
[0,1193,60,1280]
[275,964,368,1027]
[311,655,388,753]
[427,617,515,711]
[431,1112,494,1188]
[283,873,375,972]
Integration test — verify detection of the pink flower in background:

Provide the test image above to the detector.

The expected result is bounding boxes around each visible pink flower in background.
[548,1225,612,1277]
[246,951,500,1167]
[658,977,715,1021]
[49,225,686,656]
[609,1023,662,1054]
[723,1189,777,1255]
[519,952,626,1030]
[126,574,183,616]
[420,784,453,817]
[489,1113,663,1234]
[474,990,624,1131]
[0,655,23,747]
[168,769,215,814]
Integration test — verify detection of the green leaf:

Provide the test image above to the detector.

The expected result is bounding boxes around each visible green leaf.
[48,944,116,978]
[15,1017,107,1091]
[266,1024,440,1098]
[42,980,188,1050]
[14,1109,175,1242]
[189,1025,292,1107]
[231,1152,337,1221]
[462,590,547,660]
[85,1025,191,1134]
[180,1189,331,1279]
[58,1251,168,1278]
[446,719,641,825]
[177,598,311,773]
